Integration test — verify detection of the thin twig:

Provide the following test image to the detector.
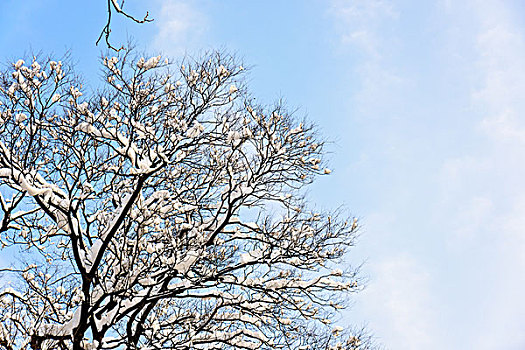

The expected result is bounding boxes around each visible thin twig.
[96,0,153,51]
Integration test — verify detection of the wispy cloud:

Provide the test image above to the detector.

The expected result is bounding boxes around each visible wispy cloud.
[328,0,398,58]
[473,3,525,143]
[326,2,441,349]
[465,2,525,347]
[361,255,441,350]
[152,0,207,57]
[328,0,525,349]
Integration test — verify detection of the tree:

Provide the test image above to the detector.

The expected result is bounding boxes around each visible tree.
[0,50,372,350]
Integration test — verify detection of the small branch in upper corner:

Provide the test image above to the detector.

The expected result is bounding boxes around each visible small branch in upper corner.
[96,0,154,51]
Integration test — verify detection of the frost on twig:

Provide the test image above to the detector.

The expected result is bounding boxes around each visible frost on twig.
[0,50,374,350]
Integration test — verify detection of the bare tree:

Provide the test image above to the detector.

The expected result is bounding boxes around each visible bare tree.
[97,0,153,50]
[0,50,372,350]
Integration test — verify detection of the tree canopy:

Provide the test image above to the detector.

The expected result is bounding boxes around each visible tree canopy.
[0,50,372,350]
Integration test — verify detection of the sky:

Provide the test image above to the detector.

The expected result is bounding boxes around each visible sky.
[1,0,525,349]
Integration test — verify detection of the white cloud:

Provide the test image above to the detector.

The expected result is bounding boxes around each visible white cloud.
[328,0,525,349]
[328,0,398,58]
[361,255,442,350]
[452,196,493,242]
[473,5,525,143]
[327,0,407,125]
[152,0,207,56]
[437,1,525,348]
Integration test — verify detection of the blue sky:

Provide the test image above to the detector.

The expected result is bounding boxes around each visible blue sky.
[1,0,525,349]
